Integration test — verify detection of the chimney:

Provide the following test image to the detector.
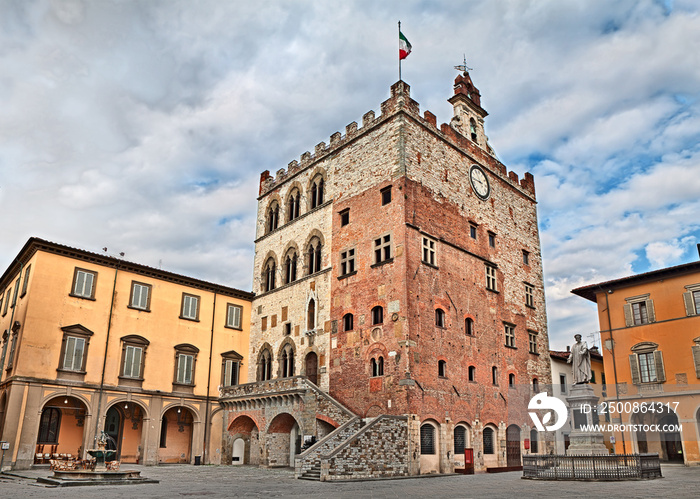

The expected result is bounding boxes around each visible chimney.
[566,345,570,352]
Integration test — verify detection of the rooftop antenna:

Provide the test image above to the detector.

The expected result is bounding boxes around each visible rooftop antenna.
[454,54,473,74]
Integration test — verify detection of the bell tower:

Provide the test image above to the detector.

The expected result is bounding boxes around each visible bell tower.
[448,70,490,151]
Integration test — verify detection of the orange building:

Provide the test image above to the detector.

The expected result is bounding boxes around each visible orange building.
[0,238,252,470]
[572,259,700,465]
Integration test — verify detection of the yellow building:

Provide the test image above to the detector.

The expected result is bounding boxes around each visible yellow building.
[0,238,252,470]
[572,259,700,465]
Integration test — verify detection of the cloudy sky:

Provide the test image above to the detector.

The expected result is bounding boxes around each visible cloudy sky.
[2,0,699,350]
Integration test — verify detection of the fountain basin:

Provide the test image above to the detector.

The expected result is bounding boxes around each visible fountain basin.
[38,469,158,487]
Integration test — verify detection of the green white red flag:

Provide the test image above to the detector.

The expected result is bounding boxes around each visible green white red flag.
[399,31,412,60]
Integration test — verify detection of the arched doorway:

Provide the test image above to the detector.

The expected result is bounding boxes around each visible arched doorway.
[227,415,260,465]
[419,420,440,474]
[104,406,122,458]
[105,402,144,464]
[159,406,194,464]
[660,412,683,462]
[305,352,318,385]
[35,396,88,462]
[267,413,300,467]
[506,425,521,467]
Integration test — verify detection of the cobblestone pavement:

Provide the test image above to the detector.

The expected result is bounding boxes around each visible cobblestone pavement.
[1,464,699,499]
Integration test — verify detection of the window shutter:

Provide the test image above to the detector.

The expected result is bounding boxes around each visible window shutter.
[623,304,634,327]
[73,338,84,370]
[653,350,665,382]
[645,299,655,323]
[64,337,76,369]
[224,360,232,386]
[693,346,700,379]
[178,354,186,383]
[124,346,133,376]
[629,354,641,384]
[684,292,696,316]
[185,355,193,384]
[132,347,142,378]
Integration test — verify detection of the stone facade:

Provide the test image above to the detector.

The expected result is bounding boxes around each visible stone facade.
[223,72,552,477]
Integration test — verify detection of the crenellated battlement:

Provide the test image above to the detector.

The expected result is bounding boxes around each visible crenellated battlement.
[258,80,535,199]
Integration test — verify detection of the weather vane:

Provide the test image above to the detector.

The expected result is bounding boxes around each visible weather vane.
[454,54,473,73]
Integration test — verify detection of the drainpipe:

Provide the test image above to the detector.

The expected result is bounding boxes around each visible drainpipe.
[601,287,626,455]
[93,259,120,446]
[203,292,217,465]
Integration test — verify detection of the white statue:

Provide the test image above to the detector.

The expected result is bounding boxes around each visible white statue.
[567,334,591,384]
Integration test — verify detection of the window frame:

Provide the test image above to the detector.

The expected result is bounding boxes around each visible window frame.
[483,427,495,454]
[173,344,199,387]
[522,250,530,265]
[528,330,538,354]
[380,185,392,206]
[438,359,447,378]
[485,265,497,292]
[422,236,437,267]
[37,407,61,445]
[623,294,655,327]
[488,231,496,248]
[420,423,436,455]
[57,325,93,375]
[221,350,243,387]
[469,223,478,239]
[465,317,474,336]
[525,283,535,309]
[70,268,97,300]
[128,281,152,311]
[343,313,354,332]
[371,306,384,325]
[468,365,476,382]
[180,293,200,321]
[339,247,356,277]
[226,303,243,330]
[119,335,149,381]
[504,323,515,348]
[435,308,446,328]
[373,233,392,265]
[20,264,31,297]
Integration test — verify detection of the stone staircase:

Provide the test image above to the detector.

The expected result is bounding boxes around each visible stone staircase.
[298,464,321,481]
[295,416,364,481]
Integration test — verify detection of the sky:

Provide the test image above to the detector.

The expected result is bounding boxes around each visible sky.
[1,0,699,351]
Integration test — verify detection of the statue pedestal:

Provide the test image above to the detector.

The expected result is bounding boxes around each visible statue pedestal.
[565,384,608,456]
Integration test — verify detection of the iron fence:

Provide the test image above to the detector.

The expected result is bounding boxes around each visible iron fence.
[522,454,662,481]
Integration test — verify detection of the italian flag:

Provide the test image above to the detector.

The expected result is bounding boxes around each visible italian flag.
[399,31,412,60]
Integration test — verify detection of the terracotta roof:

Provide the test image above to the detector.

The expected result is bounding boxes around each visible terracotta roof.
[571,260,700,302]
[550,349,603,361]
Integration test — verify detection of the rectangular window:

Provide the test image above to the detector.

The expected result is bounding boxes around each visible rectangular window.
[123,345,143,378]
[590,370,596,383]
[523,250,530,265]
[283,323,292,336]
[177,354,194,384]
[11,278,20,307]
[422,236,436,266]
[21,265,31,296]
[638,352,657,383]
[72,268,96,299]
[226,304,242,329]
[381,186,392,205]
[525,283,535,308]
[693,290,700,314]
[488,232,496,248]
[339,208,350,227]
[374,234,391,264]
[483,429,494,454]
[181,294,200,320]
[223,359,239,387]
[63,336,86,371]
[504,324,515,348]
[340,248,356,276]
[3,289,11,315]
[559,373,567,394]
[632,302,648,325]
[486,265,497,291]
[470,224,477,239]
[130,282,151,310]
[528,331,538,354]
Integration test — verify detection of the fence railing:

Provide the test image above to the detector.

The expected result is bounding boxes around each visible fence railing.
[522,454,662,481]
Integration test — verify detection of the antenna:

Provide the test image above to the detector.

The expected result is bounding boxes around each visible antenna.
[454,54,473,73]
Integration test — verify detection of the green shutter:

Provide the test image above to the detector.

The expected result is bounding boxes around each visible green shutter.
[132,347,142,377]
[124,346,134,376]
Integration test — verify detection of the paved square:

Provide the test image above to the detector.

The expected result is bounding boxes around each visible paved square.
[2,464,699,498]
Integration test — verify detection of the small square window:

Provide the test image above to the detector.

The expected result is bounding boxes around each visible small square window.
[181,293,200,321]
[71,268,97,299]
[469,224,477,239]
[129,281,152,311]
[226,304,242,329]
[523,250,530,265]
[381,186,392,205]
[283,323,292,336]
[488,232,496,248]
[340,209,350,227]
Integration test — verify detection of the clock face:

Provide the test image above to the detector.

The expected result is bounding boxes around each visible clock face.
[469,165,490,200]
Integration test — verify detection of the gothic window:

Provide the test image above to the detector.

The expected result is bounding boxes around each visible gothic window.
[465,317,474,336]
[307,299,316,331]
[454,426,466,454]
[310,176,324,209]
[371,356,384,377]
[266,201,280,233]
[469,118,478,142]
[37,407,61,444]
[343,313,354,331]
[280,343,295,378]
[435,308,445,327]
[483,427,495,454]
[287,189,301,222]
[420,423,435,455]
[371,306,383,325]
[259,348,273,381]
[468,365,476,382]
[284,250,298,284]
[262,258,276,292]
[307,238,322,275]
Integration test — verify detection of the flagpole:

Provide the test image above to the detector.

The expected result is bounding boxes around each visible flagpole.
[398,21,402,81]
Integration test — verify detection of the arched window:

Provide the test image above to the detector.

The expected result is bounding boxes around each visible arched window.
[492,366,498,385]
[532,378,539,393]
[287,188,301,222]
[307,238,322,275]
[371,306,383,325]
[343,313,354,331]
[266,201,279,233]
[468,365,476,382]
[470,118,478,142]
[438,360,447,378]
[454,426,467,454]
[435,308,445,327]
[483,427,495,454]
[280,343,294,378]
[284,250,298,284]
[259,348,273,381]
[465,317,474,336]
[307,299,316,331]
[310,176,324,209]
[37,407,61,444]
[262,258,276,292]
[509,373,515,388]
[420,423,436,455]
[371,356,384,377]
